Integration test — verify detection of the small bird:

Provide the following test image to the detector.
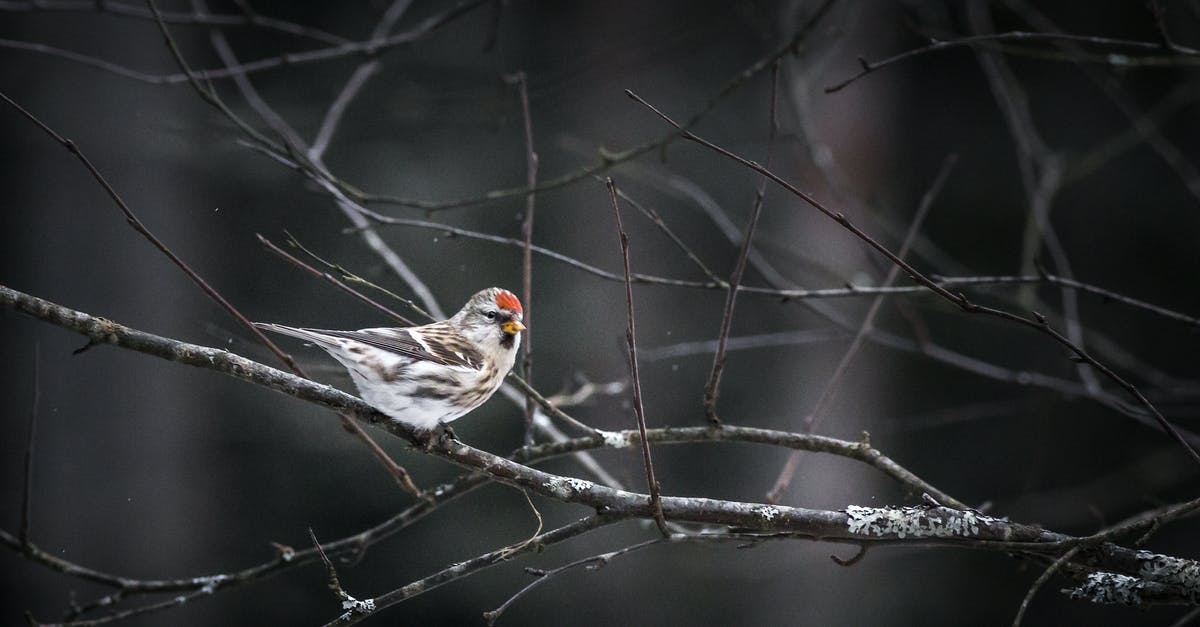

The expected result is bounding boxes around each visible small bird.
[256,287,526,435]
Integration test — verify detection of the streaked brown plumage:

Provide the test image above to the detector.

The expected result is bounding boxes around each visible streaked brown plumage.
[257,288,525,431]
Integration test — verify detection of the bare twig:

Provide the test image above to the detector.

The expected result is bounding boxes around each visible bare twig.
[824,30,1200,94]
[506,373,602,437]
[625,89,1200,467]
[17,11,423,498]
[184,0,447,320]
[506,70,539,447]
[307,0,413,161]
[309,528,350,604]
[0,87,299,372]
[353,0,838,213]
[496,489,544,561]
[1147,0,1188,54]
[966,1,1098,398]
[767,155,957,502]
[1012,494,1200,624]
[1012,545,1082,627]
[1167,607,1200,627]
[354,210,1200,328]
[0,58,428,506]
[189,8,616,494]
[607,181,723,284]
[353,213,718,288]
[608,178,670,537]
[309,528,375,622]
[19,344,38,547]
[282,233,435,323]
[485,536,667,625]
[830,544,868,567]
[309,62,379,161]
[0,0,349,45]
[332,516,610,627]
[1005,0,1200,202]
[703,60,781,427]
[257,234,413,325]
[144,0,282,152]
[4,0,488,85]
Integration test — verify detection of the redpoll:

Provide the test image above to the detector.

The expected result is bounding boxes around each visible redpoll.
[257,287,525,433]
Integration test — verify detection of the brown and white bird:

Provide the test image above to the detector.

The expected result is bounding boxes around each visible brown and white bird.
[256,287,525,432]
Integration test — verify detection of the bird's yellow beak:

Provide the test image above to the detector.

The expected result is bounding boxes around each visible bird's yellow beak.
[503,320,526,335]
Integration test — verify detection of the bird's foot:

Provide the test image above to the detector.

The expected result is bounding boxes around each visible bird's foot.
[420,422,457,452]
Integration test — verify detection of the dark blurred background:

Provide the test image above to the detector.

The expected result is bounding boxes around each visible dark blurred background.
[2,1,1199,624]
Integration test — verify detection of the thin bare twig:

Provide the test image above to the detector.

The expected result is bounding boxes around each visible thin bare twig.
[833,164,951,393]
[352,213,717,288]
[1147,0,1190,55]
[1012,494,1200,625]
[193,8,614,493]
[309,62,379,161]
[308,528,350,604]
[330,516,611,626]
[309,528,375,621]
[1012,545,1082,627]
[257,234,413,326]
[703,60,781,427]
[4,0,488,85]
[192,0,447,321]
[485,536,667,625]
[625,89,1200,467]
[308,0,413,161]
[0,0,349,45]
[824,30,1200,94]
[966,1,1099,398]
[251,237,425,495]
[1005,0,1200,202]
[19,344,38,547]
[506,70,539,447]
[0,58,433,507]
[608,178,670,537]
[353,209,1200,327]
[607,181,723,284]
[355,0,838,213]
[144,0,282,152]
[29,9,422,499]
[282,233,435,323]
[830,543,869,567]
[767,154,957,502]
[496,489,544,561]
[0,87,298,370]
[506,373,602,437]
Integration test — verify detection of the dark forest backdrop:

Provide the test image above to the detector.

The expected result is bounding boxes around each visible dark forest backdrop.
[2,1,1200,625]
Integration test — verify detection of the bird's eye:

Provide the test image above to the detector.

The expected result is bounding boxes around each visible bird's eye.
[485,311,497,320]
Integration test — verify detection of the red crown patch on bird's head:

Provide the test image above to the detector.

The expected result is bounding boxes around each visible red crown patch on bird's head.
[494,289,523,315]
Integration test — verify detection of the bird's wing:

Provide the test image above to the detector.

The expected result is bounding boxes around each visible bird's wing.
[318,326,484,371]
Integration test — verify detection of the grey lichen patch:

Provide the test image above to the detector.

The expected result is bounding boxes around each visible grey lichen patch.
[342,597,376,613]
[845,505,999,539]
[1063,572,1143,606]
[600,430,634,449]
[567,477,593,492]
[542,476,593,499]
[192,574,229,594]
[1135,550,1200,591]
[754,505,781,522]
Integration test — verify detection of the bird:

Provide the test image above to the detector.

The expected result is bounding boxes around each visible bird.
[256,287,526,437]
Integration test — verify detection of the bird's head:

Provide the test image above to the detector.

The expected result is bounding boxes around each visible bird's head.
[455,287,526,351]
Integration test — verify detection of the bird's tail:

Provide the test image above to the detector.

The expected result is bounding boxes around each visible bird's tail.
[254,323,335,346]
